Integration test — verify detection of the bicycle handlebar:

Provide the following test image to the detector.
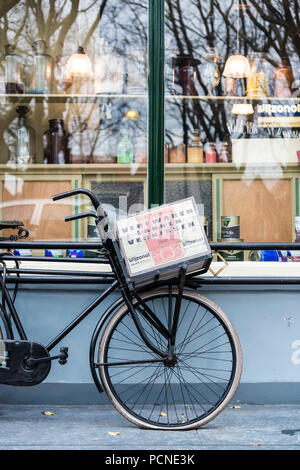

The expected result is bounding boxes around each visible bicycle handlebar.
[52,189,100,210]
[65,212,98,223]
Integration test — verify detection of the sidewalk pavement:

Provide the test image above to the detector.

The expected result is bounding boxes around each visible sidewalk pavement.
[0,403,300,450]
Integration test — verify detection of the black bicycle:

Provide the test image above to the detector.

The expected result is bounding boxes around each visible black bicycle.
[0,189,242,430]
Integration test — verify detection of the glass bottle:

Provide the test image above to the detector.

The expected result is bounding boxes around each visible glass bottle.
[134,131,148,163]
[68,116,91,164]
[246,52,269,98]
[43,119,70,164]
[117,130,133,163]
[126,47,147,94]
[5,106,35,164]
[187,129,203,163]
[95,38,124,94]
[172,55,200,96]
[273,57,295,98]
[200,48,220,96]
[169,129,186,163]
[92,128,117,163]
[26,39,54,94]
[218,142,231,163]
[205,142,217,163]
[55,51,72,93]
[4,44,24,94]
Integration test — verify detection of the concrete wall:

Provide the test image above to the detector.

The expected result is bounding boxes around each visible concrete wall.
[1,282,300,404]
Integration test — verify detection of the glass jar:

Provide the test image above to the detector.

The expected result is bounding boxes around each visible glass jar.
[126,47,147,94]
[205,142,217,163]
[43,119,70,164]
[55,51,72,93]
[4,44,24,94]
[246,52,269,98]
[68,117,91,164]
[92,128,116,163]
[5,106,35,164]
[117,131,134,164]
[187,130,203,163]
[172,55,200,96]
[26,39,54,94]
[200,48,220,96]
[273,57,294,98]
[217,142,231,163]
[95,39,124,94]
[134,131,148,163]
[169,130,186,163]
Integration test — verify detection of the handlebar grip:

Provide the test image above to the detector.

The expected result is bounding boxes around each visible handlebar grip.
[65,212,98,222]
[52,189,100,210]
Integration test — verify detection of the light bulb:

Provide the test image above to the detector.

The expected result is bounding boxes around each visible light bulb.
[223,55,251,78]
[66,46,93,78]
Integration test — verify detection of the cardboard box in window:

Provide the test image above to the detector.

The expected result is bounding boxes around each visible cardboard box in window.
[232,138,300,165]
[116,197,212,283]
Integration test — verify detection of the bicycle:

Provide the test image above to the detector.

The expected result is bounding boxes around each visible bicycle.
[0,188,242,430]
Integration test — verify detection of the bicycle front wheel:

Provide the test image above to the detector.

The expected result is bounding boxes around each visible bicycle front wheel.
[98,288,242,430]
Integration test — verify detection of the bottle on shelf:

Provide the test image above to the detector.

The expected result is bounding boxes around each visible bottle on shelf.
[5,105,35,164]
[55,50,72,93]
[273,57,295,98]
[94,38,124,94]
[43,119,70,164]
[169,129,186,163]
[171,55,200,96]
[117,130,134,164]
[134,131,148,163]
[4,44,24,94]
[68,116,91,164]
[204,142,217,163]
[217,142,231,163]
[25,39,54,94]
[92,128,117,163]
[187,129,203,163]
[246,52,269,98]
[126,47,147,94]
[199,47,220,96]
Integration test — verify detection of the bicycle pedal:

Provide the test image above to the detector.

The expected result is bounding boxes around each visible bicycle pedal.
[58,347,68,365]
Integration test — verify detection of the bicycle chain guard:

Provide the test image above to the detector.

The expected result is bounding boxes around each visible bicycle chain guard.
[0,340,51,386]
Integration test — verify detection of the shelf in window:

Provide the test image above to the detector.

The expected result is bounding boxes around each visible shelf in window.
[0,93,148,103]
[165,94,300,102]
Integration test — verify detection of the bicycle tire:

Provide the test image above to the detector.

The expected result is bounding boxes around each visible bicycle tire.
[98,288,242,430]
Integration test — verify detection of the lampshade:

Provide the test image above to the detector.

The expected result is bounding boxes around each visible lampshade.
[223,55,251,78]
[232,103,254,115]
[66,46,93,78]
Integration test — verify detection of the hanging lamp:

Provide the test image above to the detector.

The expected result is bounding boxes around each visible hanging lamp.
[66,11,92,78]
[223,1,250,78]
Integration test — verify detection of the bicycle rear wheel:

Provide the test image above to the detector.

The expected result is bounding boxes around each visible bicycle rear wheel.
[98,288,242,430]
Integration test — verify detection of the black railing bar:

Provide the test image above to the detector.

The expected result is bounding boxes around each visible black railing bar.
[191,277,300,285]
[210,242,300,250]
[0,241,104,249]
[0,268,115,278]
[4,276,115,284]
[0,241,300,251]
[0,255,109,264]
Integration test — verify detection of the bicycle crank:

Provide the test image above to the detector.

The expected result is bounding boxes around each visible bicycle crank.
[0,340,53,386]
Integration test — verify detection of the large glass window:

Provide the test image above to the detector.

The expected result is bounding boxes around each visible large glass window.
[164,0,300,264]
[0,0,148,248]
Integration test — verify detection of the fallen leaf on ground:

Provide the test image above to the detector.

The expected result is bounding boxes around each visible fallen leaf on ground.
[108,432,120,436]
[159,412,166,417]
[252,444,261,447]
[230,405,241,409]
[42,411,55,416]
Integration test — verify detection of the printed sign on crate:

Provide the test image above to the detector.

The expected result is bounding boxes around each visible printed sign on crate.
[116,197,210,278]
